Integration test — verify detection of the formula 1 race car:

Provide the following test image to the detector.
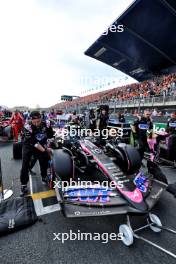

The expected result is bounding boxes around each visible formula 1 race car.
[51,137,167,211]
[44,130,170,246]
[13,124,174,246]
[0,117,13,140]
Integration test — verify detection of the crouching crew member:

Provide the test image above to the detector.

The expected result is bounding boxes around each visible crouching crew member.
[20,111,54,196]
[131,110,153,159]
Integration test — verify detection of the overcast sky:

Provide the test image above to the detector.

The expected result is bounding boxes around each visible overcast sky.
[0,0,135,108]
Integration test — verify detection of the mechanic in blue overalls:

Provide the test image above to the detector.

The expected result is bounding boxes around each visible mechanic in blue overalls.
[20,111,54,196]
[131,110,153,159]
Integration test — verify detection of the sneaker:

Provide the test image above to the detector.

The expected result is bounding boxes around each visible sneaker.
[20,185,28,197]
[29,169,36,176]
[42,177,47,185]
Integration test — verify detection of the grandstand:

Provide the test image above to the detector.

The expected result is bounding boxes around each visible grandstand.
[53,73,176,113]
[52,0,176,113]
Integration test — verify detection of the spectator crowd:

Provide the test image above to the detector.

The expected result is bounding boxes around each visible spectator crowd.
[54,73,176,109]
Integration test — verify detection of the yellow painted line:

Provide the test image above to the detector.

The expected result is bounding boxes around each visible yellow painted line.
[30,190,56,200]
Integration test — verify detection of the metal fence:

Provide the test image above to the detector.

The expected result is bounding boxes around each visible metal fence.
[79,95,176,112]
[64,94,176,113]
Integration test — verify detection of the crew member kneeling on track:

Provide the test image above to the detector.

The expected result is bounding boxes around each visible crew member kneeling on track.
[20,111,54,196]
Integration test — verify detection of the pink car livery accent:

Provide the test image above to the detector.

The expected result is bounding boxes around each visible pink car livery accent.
[80,140,146,210]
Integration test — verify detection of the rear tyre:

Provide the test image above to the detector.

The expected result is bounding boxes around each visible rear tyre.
[117,143,141,174]
[52,149,74,181]
[13,142,22,159]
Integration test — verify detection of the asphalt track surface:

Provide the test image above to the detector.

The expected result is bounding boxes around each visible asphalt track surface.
[0,141,176,264]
